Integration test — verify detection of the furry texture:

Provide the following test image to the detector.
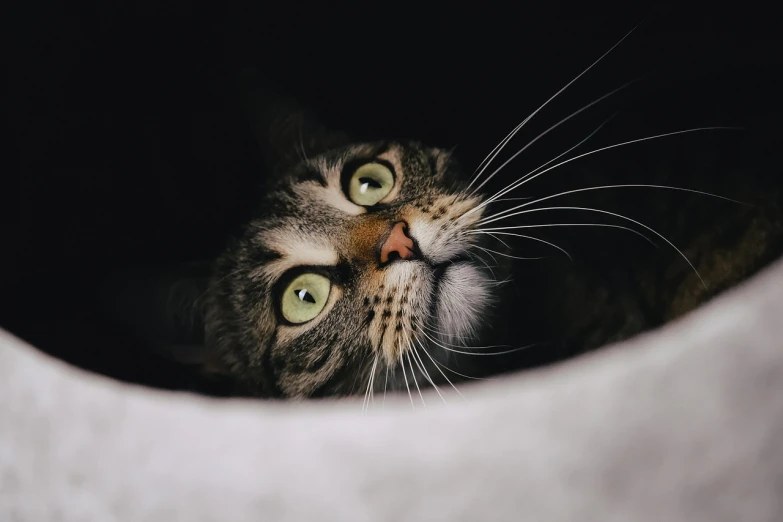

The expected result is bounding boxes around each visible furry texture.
[204,140,494,398]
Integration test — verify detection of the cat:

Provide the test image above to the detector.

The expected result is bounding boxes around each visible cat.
[194,69,503,399]
[109,54,783,401]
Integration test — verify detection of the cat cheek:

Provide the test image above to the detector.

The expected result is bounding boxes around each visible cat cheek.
[435,263,491,343]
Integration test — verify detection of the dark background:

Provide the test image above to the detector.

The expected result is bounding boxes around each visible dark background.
[4,3,782,391]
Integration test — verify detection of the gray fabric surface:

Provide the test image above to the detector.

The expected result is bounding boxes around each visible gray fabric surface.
[2,258,783,521]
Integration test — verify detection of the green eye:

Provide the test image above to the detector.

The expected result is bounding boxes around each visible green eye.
[348,163,394,206]
[281,273,331,324]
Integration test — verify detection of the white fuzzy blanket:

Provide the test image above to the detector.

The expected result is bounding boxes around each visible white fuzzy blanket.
[2,258,783,521]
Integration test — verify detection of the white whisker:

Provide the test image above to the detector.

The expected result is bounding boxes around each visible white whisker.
[420,322,510,350]
[471,245,501,265]
[425,351,486,381]
[470,82,635,196]
[352,350,373,397]
[487,274,515,287]
[479,183,743,226]
[406,351,426,408]
[416,338,466,400]
[469,119,532,189]
[421,329,540,357]
[485,205,707,288]
[474,112,619,206]
[485,231,512,249]
[466,111,615,219]
[369,355,378,408]
[489,196,536,203]
[408,339,447,404]
[473,230,574,261]
[474,223,657,246]
[474,245,546,261]
[466,26,639,192]
[362,354,378,414]
[399,347,415,410]
[382,364,389,407]
[466,249,500,279]
[420,321,490,341]
[473,127,743,213]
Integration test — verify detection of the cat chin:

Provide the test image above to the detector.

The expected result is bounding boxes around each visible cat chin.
[433,262,491,344]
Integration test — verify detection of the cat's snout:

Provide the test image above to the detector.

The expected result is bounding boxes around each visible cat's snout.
[379,221,417,265]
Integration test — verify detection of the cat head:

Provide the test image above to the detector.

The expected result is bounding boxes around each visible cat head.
[120,70,509,398]
[204,134,496,397]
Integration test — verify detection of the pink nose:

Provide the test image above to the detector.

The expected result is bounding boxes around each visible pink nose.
[379,222,416,264]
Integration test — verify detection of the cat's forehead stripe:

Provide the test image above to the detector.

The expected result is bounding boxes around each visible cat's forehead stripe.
[255,228,339,283]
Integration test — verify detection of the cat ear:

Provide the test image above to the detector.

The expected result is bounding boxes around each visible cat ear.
[237,67,351,172]
[100,261,225,372]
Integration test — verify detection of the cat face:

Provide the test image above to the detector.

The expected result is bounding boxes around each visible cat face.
[204,139,497,398]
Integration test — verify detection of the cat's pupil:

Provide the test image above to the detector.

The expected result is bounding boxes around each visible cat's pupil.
[295,288,316,304]
[358,177,382,194]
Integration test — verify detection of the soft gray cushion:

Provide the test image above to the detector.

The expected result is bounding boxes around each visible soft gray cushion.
[2,258,783,521]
